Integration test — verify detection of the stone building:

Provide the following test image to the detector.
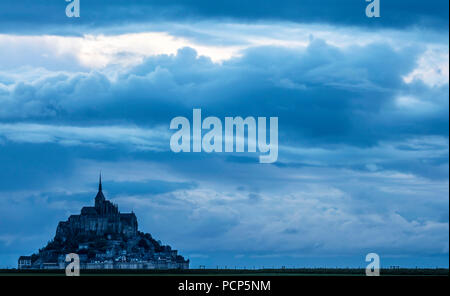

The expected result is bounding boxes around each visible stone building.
[55,175,138,240]
[18,256,32,269]
[18,175,189,270]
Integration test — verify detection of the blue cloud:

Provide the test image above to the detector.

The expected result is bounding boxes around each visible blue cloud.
[0,0,448,34]
[1,41,447,148]
[104,180,197,195]
[0,10,448,268]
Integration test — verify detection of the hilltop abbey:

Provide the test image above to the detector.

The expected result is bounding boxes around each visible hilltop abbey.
[18,175,189,270]
[56,177,138,240]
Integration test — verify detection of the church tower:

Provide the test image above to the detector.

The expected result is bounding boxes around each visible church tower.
[94,173,119,216]
[95,173,106,210]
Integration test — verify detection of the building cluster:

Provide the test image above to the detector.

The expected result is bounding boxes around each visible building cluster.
[18,176,189,270]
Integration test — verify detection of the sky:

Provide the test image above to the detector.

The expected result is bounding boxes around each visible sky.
[0,0,448,269]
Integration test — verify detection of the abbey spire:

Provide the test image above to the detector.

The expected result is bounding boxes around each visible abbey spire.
[95,172,106,208]
[99,172,102,192]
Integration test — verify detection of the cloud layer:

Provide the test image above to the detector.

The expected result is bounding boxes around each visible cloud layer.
[0,2,448,268]
[0,0,448,34]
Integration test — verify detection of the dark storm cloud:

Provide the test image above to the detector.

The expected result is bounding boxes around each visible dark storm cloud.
[0,0,448,34]
[1,41,447,148]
